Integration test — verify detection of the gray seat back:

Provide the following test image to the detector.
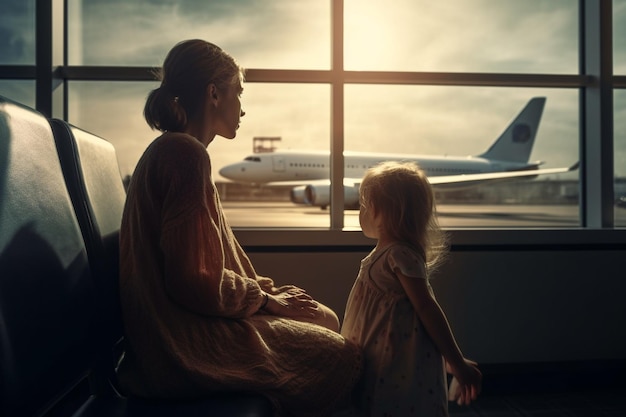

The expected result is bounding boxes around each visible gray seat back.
[0,96,97,417]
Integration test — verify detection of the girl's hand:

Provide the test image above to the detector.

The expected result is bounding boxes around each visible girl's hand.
[446,359,482,406]
[262,287,319,319]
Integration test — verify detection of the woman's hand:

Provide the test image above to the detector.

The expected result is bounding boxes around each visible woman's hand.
[270,284,306,295]
[446,358,482,406]
[262,287,319,319]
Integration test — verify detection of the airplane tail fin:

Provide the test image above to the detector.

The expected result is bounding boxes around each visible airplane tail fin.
[478,97,546,163]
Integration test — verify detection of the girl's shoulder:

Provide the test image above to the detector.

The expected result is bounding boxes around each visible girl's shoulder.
[384,243,427,279]
[382,242,422,258]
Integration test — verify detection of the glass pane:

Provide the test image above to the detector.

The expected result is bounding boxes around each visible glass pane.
[615,90,626,227]
[213,82,332,228]
[68,0,330,69]
[345,86,580,228]
[0,81,35,107]
[68,81,332,228]
[0,0,36,65]
[615,0,626,74]
[344,0,578,73]
[68,82,156,178]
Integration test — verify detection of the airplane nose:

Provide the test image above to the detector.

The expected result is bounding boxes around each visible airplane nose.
[218,166,231,177]
[219,164,244,180]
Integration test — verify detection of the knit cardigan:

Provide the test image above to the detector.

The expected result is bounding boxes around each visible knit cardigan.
[118,132,361,416]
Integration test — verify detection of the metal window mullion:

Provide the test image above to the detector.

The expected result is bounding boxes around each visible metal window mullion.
[330,0,344,230]
[61,0,69,120]
[35,0,53,117]
[60,67,592,89]
[614,75,626,88]
[343,71,589,88]
[35,0,65,119]
[580,0,614,228]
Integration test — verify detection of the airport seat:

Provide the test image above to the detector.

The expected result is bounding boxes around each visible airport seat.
[0,96,98,416]
[0,95,273,417]
[50,119,127,371]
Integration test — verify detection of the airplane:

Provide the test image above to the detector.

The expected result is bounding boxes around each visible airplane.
[219,97,579,209]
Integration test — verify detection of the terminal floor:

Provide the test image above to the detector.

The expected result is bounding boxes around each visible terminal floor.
[448,389,626,416]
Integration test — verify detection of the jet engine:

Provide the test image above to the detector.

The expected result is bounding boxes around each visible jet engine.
[289,185,308,205]
[298,184,360,209]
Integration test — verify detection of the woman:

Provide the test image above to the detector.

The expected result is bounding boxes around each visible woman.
[117,39,361,417]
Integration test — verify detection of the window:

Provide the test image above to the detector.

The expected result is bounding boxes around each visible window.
[0,81,35,108]
[614,0,626,74]
[67,82,330,181]
[0,0,35,105]
[616,90,626,227]
[0,0,622,232]
[614,0,626,227]
[344,0,578,73]
[345,85,581,227]
[68,0,330,69]
[0,0,35,65]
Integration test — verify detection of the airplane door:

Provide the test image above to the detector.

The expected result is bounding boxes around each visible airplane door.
[272,155,286,172]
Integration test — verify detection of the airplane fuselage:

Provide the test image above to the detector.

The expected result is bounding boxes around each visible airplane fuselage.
[216,97,577,208]
[218,150,532,184]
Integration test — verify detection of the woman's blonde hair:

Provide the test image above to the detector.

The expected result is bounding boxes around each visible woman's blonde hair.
[359,161,448,272]
[144,39,245,132]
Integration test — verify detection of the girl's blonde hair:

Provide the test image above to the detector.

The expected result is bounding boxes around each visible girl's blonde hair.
[359,161,448,272]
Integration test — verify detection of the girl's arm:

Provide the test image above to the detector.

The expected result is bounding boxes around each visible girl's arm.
[397,271,482,405]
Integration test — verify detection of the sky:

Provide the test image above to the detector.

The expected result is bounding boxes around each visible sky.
[1,0,625,180]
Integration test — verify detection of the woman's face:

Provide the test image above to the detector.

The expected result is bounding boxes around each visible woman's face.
[214,80,245,140]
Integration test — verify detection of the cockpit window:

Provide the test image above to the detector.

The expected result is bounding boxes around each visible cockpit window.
[244,156,262,162]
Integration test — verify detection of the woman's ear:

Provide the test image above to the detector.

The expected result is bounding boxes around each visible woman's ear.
[207,84,219,104]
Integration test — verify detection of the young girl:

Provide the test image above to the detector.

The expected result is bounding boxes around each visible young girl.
[341,161,482,416]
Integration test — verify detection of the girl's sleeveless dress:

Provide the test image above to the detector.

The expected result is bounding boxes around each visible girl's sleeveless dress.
[341,243,448,417]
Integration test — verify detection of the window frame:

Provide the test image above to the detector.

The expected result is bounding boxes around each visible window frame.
[1,0,625,247]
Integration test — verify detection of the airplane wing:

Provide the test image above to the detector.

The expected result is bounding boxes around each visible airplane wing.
[428,162,579,188]
[290,164,578,207]
[262,178,361,187]
[287,163,579,188]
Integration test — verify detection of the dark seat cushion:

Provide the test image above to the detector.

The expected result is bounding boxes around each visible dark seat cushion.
[51,119,127,348]
[0,96,98,417]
